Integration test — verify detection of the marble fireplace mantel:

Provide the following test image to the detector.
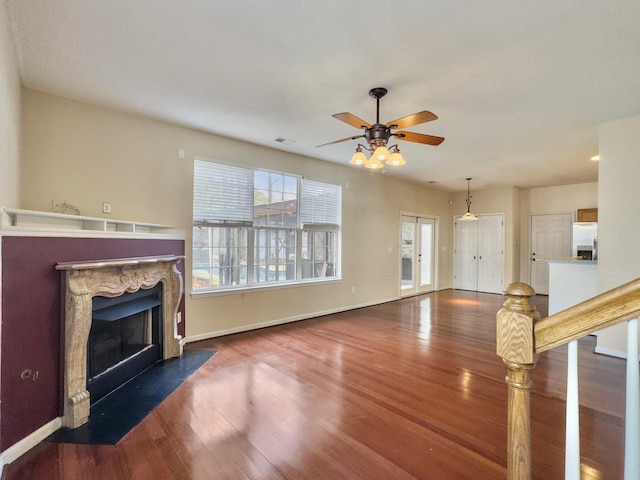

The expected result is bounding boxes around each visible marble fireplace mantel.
[56,255,185,428]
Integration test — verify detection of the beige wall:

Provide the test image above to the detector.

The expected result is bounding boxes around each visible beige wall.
[20,89,453,340]
[596,114,640,355]
[518,182,598,283]
[0,1,20,208]
[17,87,609,342]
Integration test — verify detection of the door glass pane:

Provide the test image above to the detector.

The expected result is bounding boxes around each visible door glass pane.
[401,221,415,290]
[420,223,433,286]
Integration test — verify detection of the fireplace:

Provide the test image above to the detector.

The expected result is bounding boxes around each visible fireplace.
[56,255,184,428]
[87,284,163,403]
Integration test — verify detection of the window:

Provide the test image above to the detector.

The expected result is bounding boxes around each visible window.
[193,160,341,291]
[302,230,337,279]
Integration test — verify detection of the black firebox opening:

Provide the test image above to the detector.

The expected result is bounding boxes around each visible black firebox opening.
[87,284,163,403]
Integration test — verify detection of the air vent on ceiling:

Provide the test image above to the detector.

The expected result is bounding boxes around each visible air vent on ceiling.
[274,137,295,145]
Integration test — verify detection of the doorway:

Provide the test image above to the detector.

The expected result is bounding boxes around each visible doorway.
[530,213,572,294]
[453,214,505,294]
[401,215,436,296]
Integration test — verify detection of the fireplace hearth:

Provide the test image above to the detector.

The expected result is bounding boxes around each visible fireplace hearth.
[56,255,184,429]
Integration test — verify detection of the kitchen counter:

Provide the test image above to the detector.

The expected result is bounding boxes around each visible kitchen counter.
[548,261,598,317]
[549,259,597,264]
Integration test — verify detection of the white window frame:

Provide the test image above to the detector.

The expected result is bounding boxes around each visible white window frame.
[192,159,342,294]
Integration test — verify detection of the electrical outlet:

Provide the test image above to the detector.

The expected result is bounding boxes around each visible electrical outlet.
[102,202,111,214]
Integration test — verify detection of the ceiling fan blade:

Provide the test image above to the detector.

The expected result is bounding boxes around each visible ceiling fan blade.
[386,111,438,130]
[394,131,445,146]
[332,112,372,129]
[316,134,364,148]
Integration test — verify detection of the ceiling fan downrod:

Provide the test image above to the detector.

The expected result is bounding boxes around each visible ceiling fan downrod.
[369,87,387,125]
[367,87,391,145]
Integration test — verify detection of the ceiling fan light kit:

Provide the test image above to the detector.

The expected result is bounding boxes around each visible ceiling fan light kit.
[317,87,444,171]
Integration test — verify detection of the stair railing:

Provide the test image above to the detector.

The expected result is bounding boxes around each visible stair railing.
[496,279,640,480]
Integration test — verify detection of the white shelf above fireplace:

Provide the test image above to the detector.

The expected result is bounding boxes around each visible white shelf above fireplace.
[0,207,185,239]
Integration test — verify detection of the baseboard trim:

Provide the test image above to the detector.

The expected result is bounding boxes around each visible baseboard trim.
[185,296,399,344]
[1,417,62,467]
[594,345,627,359]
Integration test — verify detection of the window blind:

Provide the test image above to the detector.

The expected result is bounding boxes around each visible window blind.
[300,179,342,229]
[193,160,254,226]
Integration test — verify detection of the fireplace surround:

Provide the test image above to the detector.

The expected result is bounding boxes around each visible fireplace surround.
[56,255,184,429]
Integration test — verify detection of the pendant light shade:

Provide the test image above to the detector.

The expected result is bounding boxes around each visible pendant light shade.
[349,146,367,165]
[372,146,390,163]
[364,155,385,170]
[387,146,406,166]
[460,177,479,221]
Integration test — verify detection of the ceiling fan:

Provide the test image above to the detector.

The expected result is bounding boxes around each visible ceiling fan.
[317,87,444,169]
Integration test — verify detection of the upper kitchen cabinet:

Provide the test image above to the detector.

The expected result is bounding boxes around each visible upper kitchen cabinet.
[577,208,598,222]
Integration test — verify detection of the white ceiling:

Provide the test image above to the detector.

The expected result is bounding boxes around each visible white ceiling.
[6,0,640,192]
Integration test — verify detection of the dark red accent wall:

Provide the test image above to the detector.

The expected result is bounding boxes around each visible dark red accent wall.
[1,236,185,451]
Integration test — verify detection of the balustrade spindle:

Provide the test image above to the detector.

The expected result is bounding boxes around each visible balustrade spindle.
[565,340,580,480]
[625,318,640,479]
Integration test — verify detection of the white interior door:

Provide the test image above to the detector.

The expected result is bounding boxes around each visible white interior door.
[454,214,505,293]
[454,218,479,291]
[530,213,572,295]
[401,215,436,296]
[477,215,504,294]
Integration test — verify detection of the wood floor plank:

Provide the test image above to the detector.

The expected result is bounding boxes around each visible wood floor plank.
[3,290,626,479]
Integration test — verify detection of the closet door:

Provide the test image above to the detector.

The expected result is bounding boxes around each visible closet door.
[477,215,504,294]
[453,218,478,291]
[454,214,504,293]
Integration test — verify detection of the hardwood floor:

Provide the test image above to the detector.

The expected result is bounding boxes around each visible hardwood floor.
[4,290,626,479]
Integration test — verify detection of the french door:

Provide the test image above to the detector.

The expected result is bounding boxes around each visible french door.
[401,215,436,296]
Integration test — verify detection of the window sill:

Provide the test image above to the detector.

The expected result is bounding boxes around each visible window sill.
[190,276,342,298]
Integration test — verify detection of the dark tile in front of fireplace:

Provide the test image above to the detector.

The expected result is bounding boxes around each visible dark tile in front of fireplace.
[47,349,214,445]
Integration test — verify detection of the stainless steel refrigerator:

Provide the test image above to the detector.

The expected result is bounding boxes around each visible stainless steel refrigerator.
[572,222,597,260]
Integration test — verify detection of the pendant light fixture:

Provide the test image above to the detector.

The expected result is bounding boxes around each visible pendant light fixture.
[460,177,478,221]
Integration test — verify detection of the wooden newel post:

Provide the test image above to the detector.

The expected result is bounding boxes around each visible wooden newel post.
[496,283,540,480]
